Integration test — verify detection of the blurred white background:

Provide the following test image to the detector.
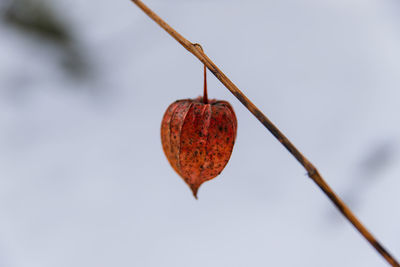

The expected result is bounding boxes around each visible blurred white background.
[0,0,399,266]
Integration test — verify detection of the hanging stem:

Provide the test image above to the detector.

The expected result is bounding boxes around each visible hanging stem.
[130,1,400,266]
[203,64,208,104]
[194,43,208,104]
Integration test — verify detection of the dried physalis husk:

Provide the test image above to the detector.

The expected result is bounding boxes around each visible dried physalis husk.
[160,65,237,198]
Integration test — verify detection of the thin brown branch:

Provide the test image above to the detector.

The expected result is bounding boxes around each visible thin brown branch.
[130,1,400,266]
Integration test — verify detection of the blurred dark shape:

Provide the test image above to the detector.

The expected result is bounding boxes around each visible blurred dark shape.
[359,142,396,177]
[327,140,397,223]
[3,0,69,42]
[2,0,90,80]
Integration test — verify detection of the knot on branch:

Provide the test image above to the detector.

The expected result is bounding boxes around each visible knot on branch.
[192,43,204,52]
[307,166,319,179]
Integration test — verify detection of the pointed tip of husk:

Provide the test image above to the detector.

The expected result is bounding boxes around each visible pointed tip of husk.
[190,185,200,199]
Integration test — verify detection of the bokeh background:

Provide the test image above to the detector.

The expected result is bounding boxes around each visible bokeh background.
[1,0,399,266]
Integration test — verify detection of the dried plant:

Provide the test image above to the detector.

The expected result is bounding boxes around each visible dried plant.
[130,1,399,266]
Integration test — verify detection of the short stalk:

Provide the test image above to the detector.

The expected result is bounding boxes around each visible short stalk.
[203,65,208,104]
